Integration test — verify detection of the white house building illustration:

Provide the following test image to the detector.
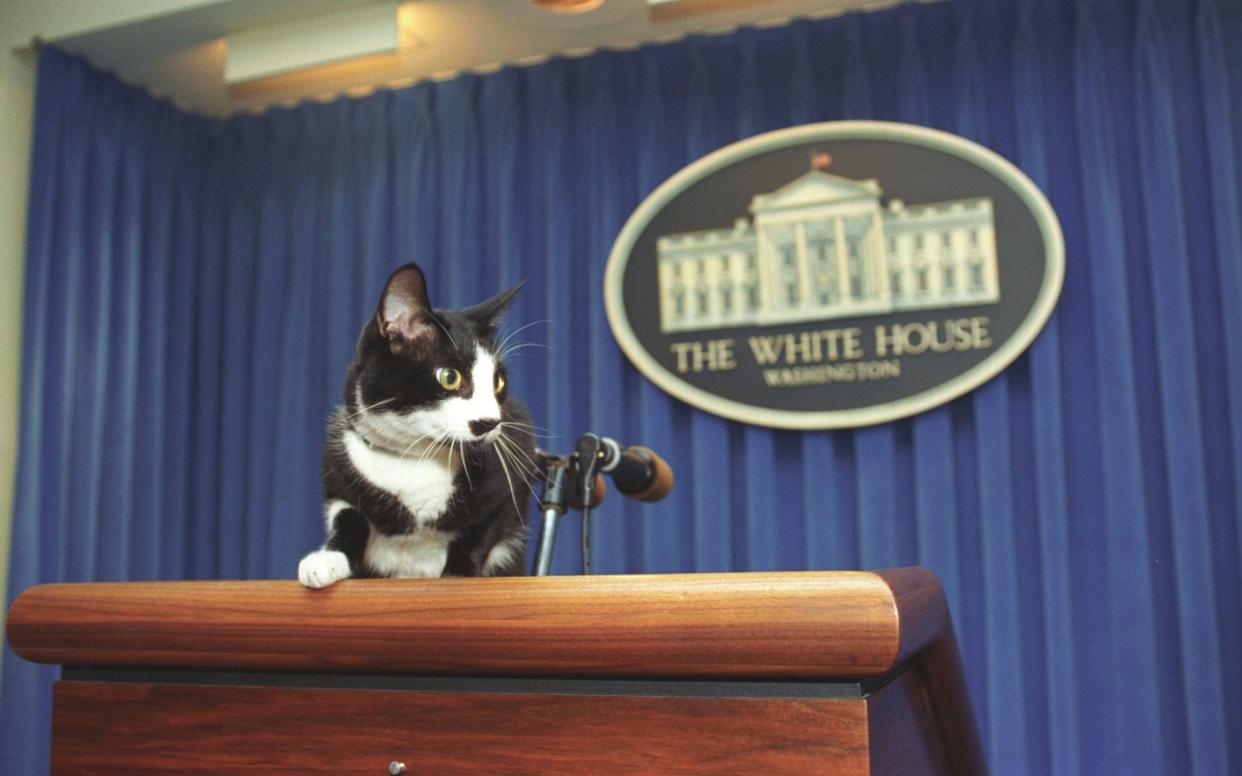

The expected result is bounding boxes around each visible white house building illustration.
[656,166,1001,333]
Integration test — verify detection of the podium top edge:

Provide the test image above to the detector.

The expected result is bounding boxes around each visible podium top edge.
[8,568,946,680]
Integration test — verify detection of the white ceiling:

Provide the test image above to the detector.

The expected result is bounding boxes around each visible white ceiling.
[46,0,905,117]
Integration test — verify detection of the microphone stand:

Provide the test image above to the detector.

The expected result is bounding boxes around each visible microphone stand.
[533,435,606,576]
[533,456,570,577]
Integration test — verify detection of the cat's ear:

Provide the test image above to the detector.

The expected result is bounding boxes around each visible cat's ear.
[376,264,438,354]
[463,281,524,331]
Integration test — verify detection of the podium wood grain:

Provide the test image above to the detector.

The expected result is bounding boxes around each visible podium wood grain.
[10,569,985,774]
[8,570,944,679]
[53,682,875,774]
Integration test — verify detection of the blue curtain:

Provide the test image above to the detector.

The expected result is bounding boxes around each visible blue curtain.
[4,0,1241,773]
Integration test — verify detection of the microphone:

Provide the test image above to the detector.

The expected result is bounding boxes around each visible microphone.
[590,436,675,503]
[536,449,605,509]
[532,436,674,576]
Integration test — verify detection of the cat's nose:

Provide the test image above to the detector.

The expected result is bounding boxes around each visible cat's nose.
[469,418,500,437]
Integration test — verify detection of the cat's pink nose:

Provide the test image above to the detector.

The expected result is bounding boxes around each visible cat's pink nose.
[469,418,499,437]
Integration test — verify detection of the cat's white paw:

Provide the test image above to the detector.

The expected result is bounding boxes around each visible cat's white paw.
[298,550,351,589]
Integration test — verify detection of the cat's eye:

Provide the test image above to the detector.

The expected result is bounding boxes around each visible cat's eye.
[436,367,463,391]
[494,374,506,395]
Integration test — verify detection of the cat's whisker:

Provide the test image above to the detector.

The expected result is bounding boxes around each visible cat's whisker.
[495,430,542,475]
[499,437,555,481]
[424,434,452,465]
[437,438,454,465]
[498,419,557,435]
[458,439,474,490]
[496,424,539,439]
[394,429,446,463]
[498,425,561,445]
[492,441,526,526]
[491,433,526,475]
[397,431,434,458]
[429,315,463,356]
[499,342,551,358]
[411,432,446,465]
[495,433,543,483]
[342,396,396,422]
[497,319,550,355]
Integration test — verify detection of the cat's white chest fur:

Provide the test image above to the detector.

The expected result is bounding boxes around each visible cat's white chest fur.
[343,430,458,525]
[364,530,453,578]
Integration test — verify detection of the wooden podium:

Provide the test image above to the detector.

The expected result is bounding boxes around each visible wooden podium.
[7,568,985,774]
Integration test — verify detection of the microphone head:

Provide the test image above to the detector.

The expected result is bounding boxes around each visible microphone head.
[622,447,674,502]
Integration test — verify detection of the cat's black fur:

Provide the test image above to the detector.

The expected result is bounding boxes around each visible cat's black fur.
[300,263,537,585]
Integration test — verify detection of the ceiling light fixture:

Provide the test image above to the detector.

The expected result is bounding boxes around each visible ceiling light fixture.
[529,0,607,14]
[224,2,400,85]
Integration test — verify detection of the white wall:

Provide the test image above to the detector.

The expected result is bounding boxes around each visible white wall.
[0,41,36,665]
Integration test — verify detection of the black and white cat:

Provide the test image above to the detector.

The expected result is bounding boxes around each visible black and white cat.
[298,263,538,587]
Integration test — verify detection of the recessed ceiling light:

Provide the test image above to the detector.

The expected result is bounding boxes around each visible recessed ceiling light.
[529,0,606,14]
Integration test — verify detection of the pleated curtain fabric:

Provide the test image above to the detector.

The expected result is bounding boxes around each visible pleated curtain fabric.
[4,0,1241,773]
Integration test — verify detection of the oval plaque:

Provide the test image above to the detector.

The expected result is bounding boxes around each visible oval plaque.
[604,121,1064,429]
